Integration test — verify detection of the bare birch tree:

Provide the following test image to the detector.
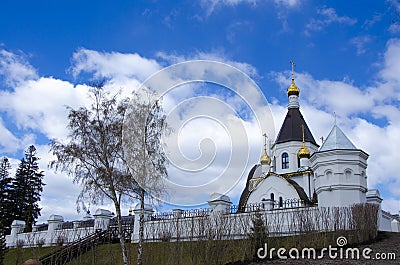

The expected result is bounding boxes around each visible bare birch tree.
[49,82,139,265]
[122,87,168,265]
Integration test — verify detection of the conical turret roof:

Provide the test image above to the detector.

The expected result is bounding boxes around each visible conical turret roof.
[275,108,318,146]
[319,125,356,151]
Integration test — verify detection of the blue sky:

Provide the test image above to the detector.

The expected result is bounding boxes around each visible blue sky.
[1,0,400,222]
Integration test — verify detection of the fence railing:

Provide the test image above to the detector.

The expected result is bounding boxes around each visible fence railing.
[152,208,210,220]
[39,229,115,265]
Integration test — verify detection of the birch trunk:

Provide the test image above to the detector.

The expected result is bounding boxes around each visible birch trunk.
[137,188,145,265]
[115,201,128,265]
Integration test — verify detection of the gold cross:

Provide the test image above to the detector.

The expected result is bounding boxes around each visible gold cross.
[334,112,336,125]
[263,133,268,150]
[290,60,296,79]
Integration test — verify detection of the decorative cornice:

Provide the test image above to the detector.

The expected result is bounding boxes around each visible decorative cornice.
[281,170,313,179]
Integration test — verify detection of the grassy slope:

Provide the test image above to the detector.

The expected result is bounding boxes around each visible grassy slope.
[4,246,61,265]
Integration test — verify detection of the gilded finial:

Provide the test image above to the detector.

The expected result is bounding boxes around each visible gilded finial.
[287,60,300,96]
[298,124,310,158]
[260,133,271,165]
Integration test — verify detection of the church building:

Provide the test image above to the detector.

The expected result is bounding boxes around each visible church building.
[238,62,372,211]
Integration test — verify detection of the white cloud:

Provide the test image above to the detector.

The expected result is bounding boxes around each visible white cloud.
[33,144,82,223]
[362,14,382,29]
[388,23,400,34]
[199,0,299,16]
[271,71,374,117]
[200,0,257,16]
[0,49,163,222]
[382,198,400,215]
[156,50,259,78]
[347,117,400,188]
[149,62,272,206]
[273,0,299,8]
[0,48,272,218]
[305,7,357,35]
[0,49,38,87]
[0,117,20,153]
[70,48,161,82]
[0,77,90,140]
[2,37,400,220]
[379,38,400,82]
[350,35,373,55]
[226,21,254,43]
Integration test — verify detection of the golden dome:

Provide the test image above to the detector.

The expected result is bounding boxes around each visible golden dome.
[287,78,300,96]
[260,148,271,165]
[298,142,310,158]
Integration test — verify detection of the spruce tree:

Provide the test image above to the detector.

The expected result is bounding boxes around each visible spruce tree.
[0,157,13,235]
[249,210,268,260]
[0,221,7,264]
[12,146,45,232]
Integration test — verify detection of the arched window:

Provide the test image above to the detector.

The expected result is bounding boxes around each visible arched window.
[326,170,332,180]
[279,197,283,207]
[270,193,275,209]
[282,153,289,169]
[273,156,276,170]
[345,169,352,179]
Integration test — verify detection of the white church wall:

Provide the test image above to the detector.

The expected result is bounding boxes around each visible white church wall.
[249,165,263,179]
[6,203,398,248]
[5,213,99,247]
[290,173,314,199]
[6,226,96,248]
[246,175,299,205]
[380,211,394,232]
[273,141,317,175]
[311,149,368,208]
[137,205,380,243]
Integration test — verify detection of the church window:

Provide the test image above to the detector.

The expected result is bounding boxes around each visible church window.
[326,171,332,180]
[279,197,283,207]
[282,153,289,169]
[345,169,352,179]
[270,193,275,209]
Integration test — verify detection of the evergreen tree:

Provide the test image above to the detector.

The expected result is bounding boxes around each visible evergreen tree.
[0,221,7,264]
[249,210,268,260]
[11,146,45,232]
[0,157,13,235]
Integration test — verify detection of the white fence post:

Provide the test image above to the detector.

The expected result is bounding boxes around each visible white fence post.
[46,215,64,246]
[93,209,113,231]
[131,204,154,243]
[208,193,231,214]
[5,220,25,247]
[391,219,400,232]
